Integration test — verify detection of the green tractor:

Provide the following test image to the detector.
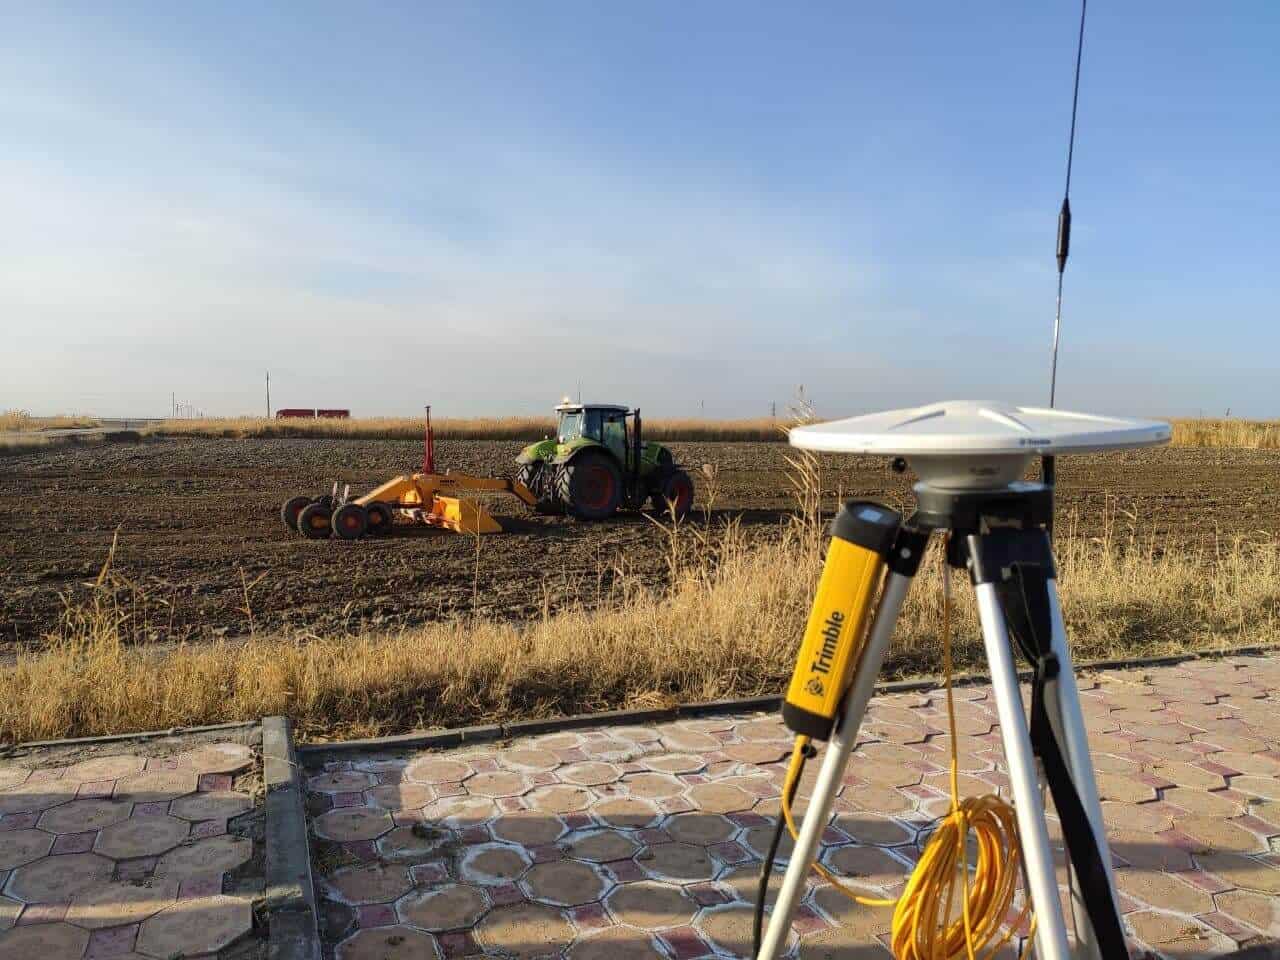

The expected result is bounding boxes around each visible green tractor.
[516,402,694,521]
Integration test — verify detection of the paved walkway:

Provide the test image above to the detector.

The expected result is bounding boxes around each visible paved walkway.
[307,655,1280,960]
[0,740,260,959]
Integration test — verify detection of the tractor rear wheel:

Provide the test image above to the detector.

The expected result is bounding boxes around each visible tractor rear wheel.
[365,502,394,535]
[652,470,694,519]
[298,502,332,539]
[557,450,623,521]
[281,496,311,533]
[333,503,369,540]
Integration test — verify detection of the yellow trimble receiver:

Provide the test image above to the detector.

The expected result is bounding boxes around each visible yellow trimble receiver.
[782,501,901,739]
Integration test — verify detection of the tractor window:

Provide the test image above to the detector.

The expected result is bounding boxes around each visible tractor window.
[582,408,603,441]
[558,411,583,443]
[602,416,627,461]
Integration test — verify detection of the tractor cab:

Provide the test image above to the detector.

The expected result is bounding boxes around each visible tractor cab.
[555,402,633,466]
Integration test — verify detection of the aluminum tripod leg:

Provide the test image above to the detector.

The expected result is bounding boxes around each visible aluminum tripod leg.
[1046,579,1120,960]
[755,570,914,960]
[974,583,1072,960]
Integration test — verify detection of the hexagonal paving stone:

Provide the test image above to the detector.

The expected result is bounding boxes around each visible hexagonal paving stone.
[399,883,488,931]
[665,813,735,847]
[498,749,561,772]
[1099,801,1172,834]
[314,807,395,842]
[568,925,667,960]
[809,884,893,956]
[1149,762,1227,791]
[309,771,375,793]
[594,798,660,830]
[685,783,753,815]
[832,812,913,847]
[337,925,441,960]
[1163,786,1245,817]
[1215,751,1280,776]
[1177,816,1266,854]
[113,770,199,804]
[1215,889,1280,936]
[461,843,532,885]
[67,878,179,929]
[564,829,640,863]
[523,860,607,906]
[420,796,498,830]
[735,719,790,742]
[492,813,564,847]
[1088,772,1155,804]
[155,835,252,878]
[639,754,704,775]
[1231,776,1280,801]
[404,757,473,785]
[621,773,684,800]
[639,842,715,882]
[0,776,80,815]
[1114,869,1213,915]
[0,768,29,792]
[559,762,620,787]
[698,903,759,958]
[326,863,414,904]
[526,785,594,815]
[0,898,18,932]
[367,783,435,811]
[170,789,253,822]
[660,729,721,752]
[823,846,911,890]
[37,797,133,835]
[66,755,146,782]
[379,824,452,861]
[1197,851,1280,895]
[175,742,254,774]
[0,921,90,960]
[467,771,530,799]
[6,852,113,903]
[837,784,914,816]
[136,894,253,956]
[743,823,793,863]
[96,813,190,859]
[1108,830,1193,872]
[475,901,575,958]
[1126,911,1232,958]
[605,881,696,929]
[0,830,52,870]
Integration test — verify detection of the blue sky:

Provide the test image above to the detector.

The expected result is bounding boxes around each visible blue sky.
[3,2,1277,418]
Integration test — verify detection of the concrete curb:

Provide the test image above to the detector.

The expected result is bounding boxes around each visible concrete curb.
[263,716,321,960]
[298,642,1279,758]
[2,720,260,756]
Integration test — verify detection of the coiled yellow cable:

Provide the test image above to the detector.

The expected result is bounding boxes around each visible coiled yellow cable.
[780,543,1034,960]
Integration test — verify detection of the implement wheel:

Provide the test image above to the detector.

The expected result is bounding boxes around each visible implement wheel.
[652,469,695,520]
[557,450,623,521]
[281,496,311,533]
[333,503,369,540]
[365,501,394,536]
[298,502,332,539]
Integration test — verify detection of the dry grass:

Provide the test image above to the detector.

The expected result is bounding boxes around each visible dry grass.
[3,471,1276,744]
[138,414,1280,448]
[1169,418,1280,449]
[1,410,98,432]
[142,415,782,442]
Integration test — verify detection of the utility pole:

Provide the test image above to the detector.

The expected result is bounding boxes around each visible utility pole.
[265,371,271,419]
[171,392,176,418]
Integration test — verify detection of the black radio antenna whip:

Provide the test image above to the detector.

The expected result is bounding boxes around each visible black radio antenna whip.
[1043,0,1087,513]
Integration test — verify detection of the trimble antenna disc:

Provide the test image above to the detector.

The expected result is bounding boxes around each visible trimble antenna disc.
[790,401,1170,490]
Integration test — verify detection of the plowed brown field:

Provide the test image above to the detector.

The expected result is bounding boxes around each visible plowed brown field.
[2,438,1277,649]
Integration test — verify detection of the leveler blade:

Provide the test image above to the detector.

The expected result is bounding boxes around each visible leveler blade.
[426,496,504,535]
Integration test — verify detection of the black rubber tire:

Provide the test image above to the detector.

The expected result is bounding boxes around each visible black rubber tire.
[651,469,695,519]
[332,503,369,540]
[365,502,394,535]
[298,502,332,539]
[556,450,623,521]
[281,496,311,533]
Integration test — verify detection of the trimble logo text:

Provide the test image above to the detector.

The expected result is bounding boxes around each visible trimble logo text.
[810,610,845,675]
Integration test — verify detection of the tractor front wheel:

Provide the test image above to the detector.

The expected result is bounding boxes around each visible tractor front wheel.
[298,502,332,539]
[333,503,369,540]
[281,496,311,533]
[652,470,694,520]
[557,450,623,521]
